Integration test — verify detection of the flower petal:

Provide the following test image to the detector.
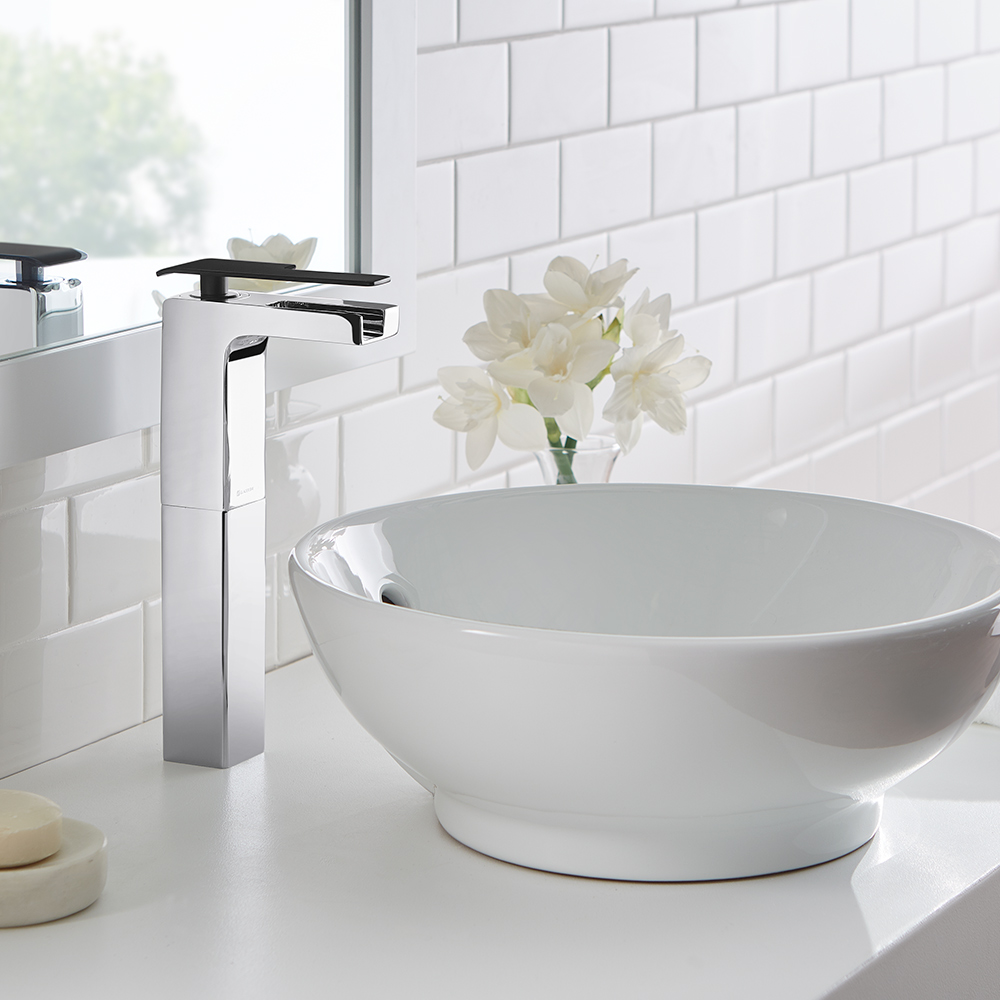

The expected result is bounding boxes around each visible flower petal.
[227,237,257,259]
[609,344,647,381]
[555,382,594,441]
[570,338,618,384]
[488,352,542,389]
[497,403,549,451]
[666,355,712,392]
[602,375,642,423]
[465,417,498,470]
[567,315,605,342]
[433,398,474,433]
[546,256,591,287]
[483,288,529,333]
[645,334,686,370]
[647,393,688,434]
[626,312,661,347]
[615,415,644,454]
[648,292,671,330]
[543,270,590,312]
[521,293,571,324]
[528,376,576,415]
[586,259,638,307]
[287,237,318,269]
[463,321,510,361]
[438,365,490,397]
[262,233,293,255]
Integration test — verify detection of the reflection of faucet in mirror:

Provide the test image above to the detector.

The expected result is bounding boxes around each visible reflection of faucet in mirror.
[0,243,86,354]
[158,257,398,769]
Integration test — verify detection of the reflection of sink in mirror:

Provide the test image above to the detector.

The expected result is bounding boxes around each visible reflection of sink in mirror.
[290,484,1000,881]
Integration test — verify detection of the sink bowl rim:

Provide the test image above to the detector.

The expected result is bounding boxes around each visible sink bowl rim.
[291,483,1000,644]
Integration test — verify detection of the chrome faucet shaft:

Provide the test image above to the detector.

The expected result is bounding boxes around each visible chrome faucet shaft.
[159,264,395,768]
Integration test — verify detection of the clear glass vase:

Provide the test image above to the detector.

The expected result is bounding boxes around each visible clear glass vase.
[534,435,621,485]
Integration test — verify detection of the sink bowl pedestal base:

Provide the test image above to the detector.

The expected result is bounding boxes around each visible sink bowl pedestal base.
[434,790,883,881]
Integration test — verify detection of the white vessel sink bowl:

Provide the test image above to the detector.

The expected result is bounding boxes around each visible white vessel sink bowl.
[289,484,1000,881]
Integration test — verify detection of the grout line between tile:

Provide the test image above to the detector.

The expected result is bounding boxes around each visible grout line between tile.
[505,42,512,147]
[605,25,611,129]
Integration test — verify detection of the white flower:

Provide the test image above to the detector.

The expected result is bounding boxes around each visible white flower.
[488,319,617,441]
[226,233,318,291]
[463,288,567,362]
[621,289,673,349]
[602,336,712,453]
[433,366,548,470]
[543,256,638,317]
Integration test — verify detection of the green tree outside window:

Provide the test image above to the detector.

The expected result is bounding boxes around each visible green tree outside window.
[0,33,204,257]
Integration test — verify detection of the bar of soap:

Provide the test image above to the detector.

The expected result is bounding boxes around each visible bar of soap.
[0,790,62,868]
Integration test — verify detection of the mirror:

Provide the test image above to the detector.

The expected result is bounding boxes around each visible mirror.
[0,0,414,471]
[0,0,350,360]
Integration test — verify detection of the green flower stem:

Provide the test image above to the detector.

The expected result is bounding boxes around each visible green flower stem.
[587,365,612,391]
[544,416,562,448]
[543,417,577,483]
[553,449,577,485]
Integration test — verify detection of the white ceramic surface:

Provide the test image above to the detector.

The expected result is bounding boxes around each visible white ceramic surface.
[290,484,1000,880]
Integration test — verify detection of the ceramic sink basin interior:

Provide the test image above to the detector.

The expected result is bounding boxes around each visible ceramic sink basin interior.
[289,484,1000,881]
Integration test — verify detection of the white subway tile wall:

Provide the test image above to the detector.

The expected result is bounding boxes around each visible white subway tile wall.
[850,0,915,78]
[983,0,1000,51]
[699,192,775,296]
[561,124,653,234]
[813,79,882,176]
[736,276,810,378]
[653,108,736,215]
[416,45,508,160]
[883,66,945,157]
[847,160,913,254]
[917,0,976,65]
[2,0,1000,776]
[415,162,455,274]
[776,0,848,92]
[510,30,607,143]
[697,7,776,108]
[416,0,457,48]
[609,19,695,124]
[776,176,846,275]
[737,93,811,195]
[812,254,881,351]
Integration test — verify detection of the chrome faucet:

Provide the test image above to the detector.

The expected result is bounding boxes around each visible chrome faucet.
[0,242,86,354]
[158,258,396,768]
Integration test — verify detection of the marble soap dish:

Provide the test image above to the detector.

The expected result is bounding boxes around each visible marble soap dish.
[0,790,107,928]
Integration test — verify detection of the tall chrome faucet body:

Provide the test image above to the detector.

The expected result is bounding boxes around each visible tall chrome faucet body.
[158,259,395,768]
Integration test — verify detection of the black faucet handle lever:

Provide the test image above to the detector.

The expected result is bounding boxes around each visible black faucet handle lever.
[0,242,87,286]
[156,258,390,301]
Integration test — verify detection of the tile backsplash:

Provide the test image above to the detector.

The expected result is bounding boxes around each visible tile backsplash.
[3,0,1000,776]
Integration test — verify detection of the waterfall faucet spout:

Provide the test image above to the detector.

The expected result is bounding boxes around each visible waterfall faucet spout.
[158,258,396,768]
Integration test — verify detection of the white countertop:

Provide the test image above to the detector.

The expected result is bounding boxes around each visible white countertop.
[2,657,1000,1000]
